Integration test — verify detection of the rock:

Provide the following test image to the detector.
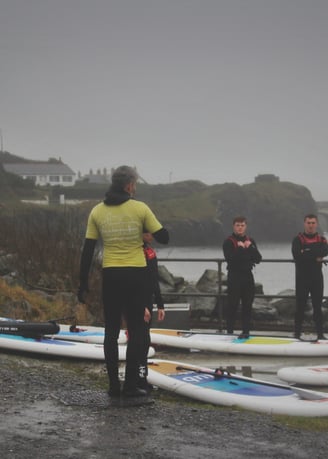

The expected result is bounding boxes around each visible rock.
[269,289,295,320]
[158,265,177,288]
[1,299,33,318]
[252,299,278,322]
[0,252,16,275]
[182,284,217,319]
[196,269,219,293]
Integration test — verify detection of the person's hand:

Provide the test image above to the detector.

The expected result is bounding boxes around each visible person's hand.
[77,284,89,304]
[157,309,165,322]
[237,241,245,248]
[144,308,151,323]
[244,240,252,248]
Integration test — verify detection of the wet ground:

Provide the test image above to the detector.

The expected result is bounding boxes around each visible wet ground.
[1,349,328,459]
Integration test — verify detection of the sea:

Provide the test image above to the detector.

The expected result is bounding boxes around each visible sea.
[156,242,328,296]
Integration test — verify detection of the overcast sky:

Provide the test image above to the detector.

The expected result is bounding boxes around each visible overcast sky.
[1,0,328,199]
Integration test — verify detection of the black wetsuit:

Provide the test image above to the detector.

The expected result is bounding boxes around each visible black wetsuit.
[292,232,328,337]
[79,190,169,395]
[223,234,262,335]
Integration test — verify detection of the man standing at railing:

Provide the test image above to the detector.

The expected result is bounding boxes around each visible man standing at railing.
[292,214,328,340]
[223,216,262,339]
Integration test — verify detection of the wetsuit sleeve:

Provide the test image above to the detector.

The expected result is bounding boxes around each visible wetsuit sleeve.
[249,239,262,264]
[292,235,328,262]
[222,238,237,263]
[292,236,302,261]
[152,256,164,309]
[145,252,164,309]
[79,239,97,287]
[152,227,169,244]
[223,236,261,270]
[308,239,328,259]
[223,237,249,263]
[154,286,164,309]
[318,237,328,258]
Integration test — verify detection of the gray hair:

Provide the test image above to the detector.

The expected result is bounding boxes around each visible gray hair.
[111,165,138,191]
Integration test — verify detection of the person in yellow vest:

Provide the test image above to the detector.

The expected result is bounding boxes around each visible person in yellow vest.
[77,165,169,400]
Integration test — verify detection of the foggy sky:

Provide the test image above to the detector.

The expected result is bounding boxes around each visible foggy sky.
[1,0,328,199]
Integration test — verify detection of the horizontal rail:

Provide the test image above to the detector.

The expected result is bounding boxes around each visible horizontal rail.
[158,257,295,263]
[157,257,328,331]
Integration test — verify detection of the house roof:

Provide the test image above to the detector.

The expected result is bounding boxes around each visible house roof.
[3,163,76,176]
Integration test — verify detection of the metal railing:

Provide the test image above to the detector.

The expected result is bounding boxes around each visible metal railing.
[157,257,328,330]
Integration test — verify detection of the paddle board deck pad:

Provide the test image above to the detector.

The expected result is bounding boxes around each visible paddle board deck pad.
[0,320,60,336]
[147,359,328,416]
[0,334,155,361]
[150,329,328,356]
[47,325,127,345]
[278,365,328,386]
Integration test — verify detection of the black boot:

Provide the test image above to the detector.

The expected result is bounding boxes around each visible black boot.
[122,387,147,398]
[108,380,121,398]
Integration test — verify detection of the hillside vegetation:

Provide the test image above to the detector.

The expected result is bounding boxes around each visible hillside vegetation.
[136,179,316,243]
[0,151,319,244]
[51,178,317,244]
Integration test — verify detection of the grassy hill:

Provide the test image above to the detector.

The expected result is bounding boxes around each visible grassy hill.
[0,151,318,243]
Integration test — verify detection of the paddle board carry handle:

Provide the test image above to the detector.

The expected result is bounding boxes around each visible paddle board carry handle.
[175,365,230,378]
[69,325,88,333]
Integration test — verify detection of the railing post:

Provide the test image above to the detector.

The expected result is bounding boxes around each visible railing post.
[216,260,223,331]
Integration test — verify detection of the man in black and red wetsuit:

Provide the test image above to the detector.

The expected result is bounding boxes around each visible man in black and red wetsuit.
[138,232,165,392]
[292,214,328,340]
[223,216,262,339]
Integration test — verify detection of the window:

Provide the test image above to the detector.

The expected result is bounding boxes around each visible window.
[49,176,60,182]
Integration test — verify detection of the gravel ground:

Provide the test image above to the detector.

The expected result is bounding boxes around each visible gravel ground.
[0,352,327,459]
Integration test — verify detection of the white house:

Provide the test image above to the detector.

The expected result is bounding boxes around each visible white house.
[3,162,76,187]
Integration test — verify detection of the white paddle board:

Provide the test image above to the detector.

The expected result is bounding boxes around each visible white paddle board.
[0,318,127,345]
[150,329,328,356]
[147,359,328,416]
[0,333,155,361]
[278,365,328,386]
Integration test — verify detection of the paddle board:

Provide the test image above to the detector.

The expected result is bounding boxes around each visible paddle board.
[0,333,155,361]
[150,329,328,356]
[278,365,328,386]
[147,359,328,416]
[0,318,127,344]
